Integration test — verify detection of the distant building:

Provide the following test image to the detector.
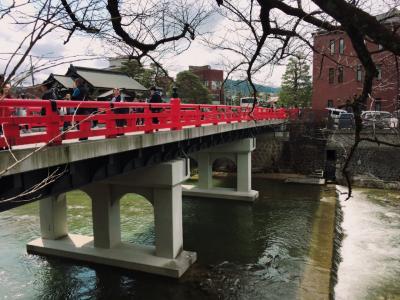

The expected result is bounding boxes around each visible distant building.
[189,65,224,103]
[43,64,147,100]
[312,9,400,113]
[107,57,174,97]
[107,56,130,70]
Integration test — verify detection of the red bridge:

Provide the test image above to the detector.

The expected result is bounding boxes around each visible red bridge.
[0,98,299,278]
[0,98,297,148]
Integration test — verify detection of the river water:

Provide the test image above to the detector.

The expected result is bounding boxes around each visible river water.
[0,178,398,299]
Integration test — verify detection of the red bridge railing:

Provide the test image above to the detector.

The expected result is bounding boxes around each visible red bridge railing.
[0,99,297,148]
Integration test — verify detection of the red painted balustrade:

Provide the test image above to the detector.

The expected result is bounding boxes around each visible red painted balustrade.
[0,98,295,148]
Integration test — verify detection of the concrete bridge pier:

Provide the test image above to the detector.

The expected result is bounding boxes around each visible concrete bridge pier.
[27,158,196,278]
[183,137,259,202]
[38,194,68,240]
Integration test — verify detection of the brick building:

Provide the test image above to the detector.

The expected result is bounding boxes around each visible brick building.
[189,65,224,103]
[312,9,400,113]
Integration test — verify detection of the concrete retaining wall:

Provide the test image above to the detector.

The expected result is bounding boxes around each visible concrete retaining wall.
[251,128,400,188]
[327,131,400,185]
[251,131,326,175]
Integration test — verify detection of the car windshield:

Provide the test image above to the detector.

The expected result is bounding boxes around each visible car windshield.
[340,114,353,119]
[327,109,346,116]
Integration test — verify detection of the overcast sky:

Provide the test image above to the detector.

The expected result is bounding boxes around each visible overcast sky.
[2,0,396,88]
[0,1,286,87]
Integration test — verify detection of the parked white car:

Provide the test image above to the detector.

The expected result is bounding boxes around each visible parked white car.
[326,108,347,129]
[361,111,398,129]
[326,108,347,120]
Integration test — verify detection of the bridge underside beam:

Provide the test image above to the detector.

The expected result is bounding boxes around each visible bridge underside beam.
[0,125,278,212]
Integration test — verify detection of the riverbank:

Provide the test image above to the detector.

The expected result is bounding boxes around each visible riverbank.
[252,172,400,191]
[252,130,400,191]
[298,185,337,299]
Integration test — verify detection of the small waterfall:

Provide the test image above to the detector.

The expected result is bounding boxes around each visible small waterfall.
[329,187,344,300]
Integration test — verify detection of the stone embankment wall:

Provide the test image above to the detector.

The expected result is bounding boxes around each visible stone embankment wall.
[251,125,326,175]
[251,126,400,188]
[251,133,286,172]
[326,131,400,188]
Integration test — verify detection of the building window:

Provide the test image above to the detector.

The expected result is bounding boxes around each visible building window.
[203,81,209,87]
[356,65,362,81]
[375,98,381,111]
[338,67,344,83]
[327,99,334,108]
[211,81,221,90]
[329,40,335,55]
[339,38,344,54]
[376,65,382,80]
[329,68,335,84]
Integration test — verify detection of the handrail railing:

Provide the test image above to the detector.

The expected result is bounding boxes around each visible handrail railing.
[0,98,297,148]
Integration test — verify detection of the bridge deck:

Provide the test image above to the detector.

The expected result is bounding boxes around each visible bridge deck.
[0,119,283,177]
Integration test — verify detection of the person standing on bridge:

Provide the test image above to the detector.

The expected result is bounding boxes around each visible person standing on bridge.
[72,78,89,140]
[1,83,12,100]
[149,86,162,124]
[72,78,89,110]
[111,88,127,130]
[0,82,12,136]
[40,83,58,115]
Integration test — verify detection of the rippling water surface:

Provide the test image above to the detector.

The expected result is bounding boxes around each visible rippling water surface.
[0,178,398,299]
[335,187,400,300]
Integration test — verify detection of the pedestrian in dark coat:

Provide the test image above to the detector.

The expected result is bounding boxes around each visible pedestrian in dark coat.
[149,86,162,124]
[72,78,89,140]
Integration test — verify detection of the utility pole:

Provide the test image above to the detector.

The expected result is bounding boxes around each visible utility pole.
[30,55,35,86]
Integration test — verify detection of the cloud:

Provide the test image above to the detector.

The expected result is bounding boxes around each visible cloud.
[31,40,66,58]
[0,1,285,86]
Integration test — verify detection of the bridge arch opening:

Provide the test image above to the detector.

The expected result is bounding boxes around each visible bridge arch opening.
[66,190,93,236]
[188,156,236,189]
[188,157,199,179]
[212,157,236,189]
[119,193,154,245]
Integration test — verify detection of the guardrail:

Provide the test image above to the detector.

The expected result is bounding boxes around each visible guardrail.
[0,98,297,148]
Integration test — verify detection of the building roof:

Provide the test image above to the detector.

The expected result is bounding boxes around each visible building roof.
[376,8,400,24]
[52,75,75,89]
[66,65,147,91]
[189,65,211,71]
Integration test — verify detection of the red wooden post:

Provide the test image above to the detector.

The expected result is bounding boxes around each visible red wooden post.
[2,122,20,147]
[170,98,182,130]
[46,102,62,145]
[212,106,219,125]
[143,105,153,133]
[199,105,204,126]
[106,103,117,138]
[79,118,91,139]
